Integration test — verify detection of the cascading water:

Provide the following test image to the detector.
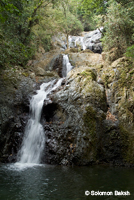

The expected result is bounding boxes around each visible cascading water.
[68,27,103,53]
[16,55,72,166]
[69,36,86,50]
[80,37,86,50]
[62,54,73,77]
[17,79,64,165]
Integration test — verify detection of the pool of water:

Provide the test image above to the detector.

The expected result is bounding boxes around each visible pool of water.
[0,163,134,200]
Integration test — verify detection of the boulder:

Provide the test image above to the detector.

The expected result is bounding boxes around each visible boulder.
[42,66,107,165]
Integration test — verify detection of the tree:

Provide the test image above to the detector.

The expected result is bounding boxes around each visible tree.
[80,0,108,15]
[0,0,56,67]
[54,0,83,49]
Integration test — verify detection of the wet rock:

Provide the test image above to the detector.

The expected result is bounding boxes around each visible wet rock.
[48,54,63,77]
[65,52,103,68]
[42,66,107,165]
[34,67,46,76]
[99,57,134,165]
[42,55,134,166]
[0,66,35,162]
[83,28,103,53]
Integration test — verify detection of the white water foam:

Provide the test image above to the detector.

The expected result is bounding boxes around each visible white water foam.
[11,54,73,170]
[15,79,64,169]
[62,54,73,77]
[6,163,44,171]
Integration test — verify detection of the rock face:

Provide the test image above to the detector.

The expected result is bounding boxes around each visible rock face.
[42,58,134,166]
[43,67,107,165]
[0,44,133,166]
[0,67,35,162]
[99,57,134,164]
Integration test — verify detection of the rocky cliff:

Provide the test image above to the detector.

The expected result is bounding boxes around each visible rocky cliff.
[41,51,134,166]
[0,33,133,166]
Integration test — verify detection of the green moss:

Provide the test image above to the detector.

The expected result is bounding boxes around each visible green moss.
[119,124,134,164]
[83,106,96,137]
[80,69,96,81]
[76,76,82,83]
[76,69,97,93]
[118,63,134,88]
[104,75,109,88]
[22,72,29,77]
[82,106,98,161]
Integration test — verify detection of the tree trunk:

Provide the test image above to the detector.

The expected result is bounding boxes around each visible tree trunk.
[23,0,51,44]
[66,33,69,49]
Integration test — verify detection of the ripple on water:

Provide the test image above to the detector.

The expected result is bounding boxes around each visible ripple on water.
[4,162,45,171]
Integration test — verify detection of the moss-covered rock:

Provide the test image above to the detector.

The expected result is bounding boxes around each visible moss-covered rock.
[65,52,103,68]
[99,56,134,165]
[43,65,107,165]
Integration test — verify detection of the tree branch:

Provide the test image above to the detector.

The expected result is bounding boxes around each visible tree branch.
[23,0,51,44]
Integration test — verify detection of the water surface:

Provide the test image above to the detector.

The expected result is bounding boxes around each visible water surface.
[0,164,134,200]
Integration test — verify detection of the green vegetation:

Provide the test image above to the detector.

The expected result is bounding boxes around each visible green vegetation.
[83,106,96,138]
[101,0,134,58]
[54,0,83,49]
[80,0,134,59]
[80,69,96,81]
[0,0,134,67]
[0,0,47,67]
[0,0,83,67]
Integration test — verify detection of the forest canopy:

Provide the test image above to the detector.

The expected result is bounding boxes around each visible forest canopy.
[0,0,134,67]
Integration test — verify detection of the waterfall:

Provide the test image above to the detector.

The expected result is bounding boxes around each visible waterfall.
[62,54,73,77]
[68,27,103,53]
[80,37,86,50]
[16,54,72,166]
[17,79,64,165]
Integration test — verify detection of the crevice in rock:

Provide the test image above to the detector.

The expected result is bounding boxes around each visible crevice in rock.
[42,103,59,122]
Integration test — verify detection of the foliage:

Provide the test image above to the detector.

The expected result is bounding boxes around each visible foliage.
[0,0,20,22]
[54,0,83,48]
[80,0,108,15]
[0,0,55,67]
[79,0,134,59]
[0,0,84,67]
[0,36,35,67]
[75,0,109,31]
[32,0,83,51]
[0,0,134,67]
[125,45,134,59]
[101,0,134,56]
